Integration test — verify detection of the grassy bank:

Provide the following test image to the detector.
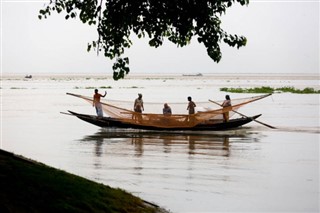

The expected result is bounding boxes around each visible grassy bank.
[0,149,167,213]
[220,86,320,94]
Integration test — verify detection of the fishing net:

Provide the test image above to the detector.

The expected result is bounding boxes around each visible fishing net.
[67,93,270,129]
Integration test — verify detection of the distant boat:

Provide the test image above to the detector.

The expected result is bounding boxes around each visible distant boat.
[182,73,203,77]
[25,75,32,79]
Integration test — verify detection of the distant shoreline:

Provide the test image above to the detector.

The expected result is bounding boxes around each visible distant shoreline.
[1,72,319,81]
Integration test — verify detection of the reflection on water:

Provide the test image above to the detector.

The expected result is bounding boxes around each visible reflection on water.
[78,128,267,177]
[80,129,257,159]
[75,129,318,213]
[78,128,264,185]
[75,129,271,212]
[129,133,231,157]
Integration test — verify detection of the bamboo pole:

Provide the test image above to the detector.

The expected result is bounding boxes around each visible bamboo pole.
[209,99,276,129]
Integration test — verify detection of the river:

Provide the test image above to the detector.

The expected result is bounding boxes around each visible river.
[1,73,319,212]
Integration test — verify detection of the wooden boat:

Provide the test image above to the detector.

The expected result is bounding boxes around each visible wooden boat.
[64,111,261,131]
[64,93,272,131]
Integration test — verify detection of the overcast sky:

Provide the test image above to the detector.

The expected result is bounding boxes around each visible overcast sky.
[1,0,319,75]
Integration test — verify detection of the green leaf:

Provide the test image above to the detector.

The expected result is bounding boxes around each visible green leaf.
[87,44,92,52]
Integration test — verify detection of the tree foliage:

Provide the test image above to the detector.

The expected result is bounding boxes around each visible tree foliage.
[39,0,249,80]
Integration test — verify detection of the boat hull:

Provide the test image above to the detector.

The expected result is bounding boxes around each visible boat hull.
[66,111,261,131]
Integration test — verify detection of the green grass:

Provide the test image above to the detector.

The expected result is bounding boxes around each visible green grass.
[100,86,112,89]
[145,78,174,80]
[0,149,164,213]
[220,86,320,94]
[119,86,144,89]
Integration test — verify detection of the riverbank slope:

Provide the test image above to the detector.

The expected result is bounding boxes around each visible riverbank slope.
[0,149,168,213]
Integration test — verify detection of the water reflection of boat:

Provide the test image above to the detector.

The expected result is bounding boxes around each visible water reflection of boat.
[80,130,237,157]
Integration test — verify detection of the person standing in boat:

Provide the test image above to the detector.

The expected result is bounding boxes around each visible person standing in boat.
[187,96,196,123]
[163,103,172,115]
[133,93,144,121]
[93,89,107,117]
[134,93,144,113]
[222,95,232,122]
[187,96,196,115]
